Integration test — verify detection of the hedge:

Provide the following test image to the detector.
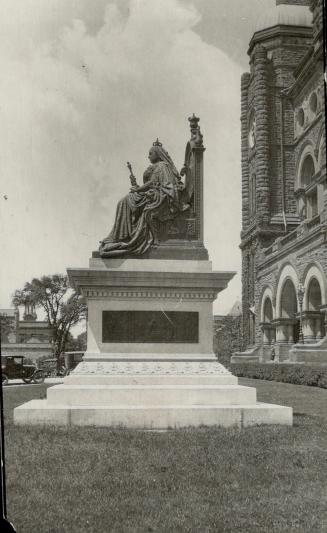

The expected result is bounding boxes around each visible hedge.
[230,362,327,389]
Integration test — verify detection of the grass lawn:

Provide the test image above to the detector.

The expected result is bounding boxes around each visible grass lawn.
[3,381,327,533]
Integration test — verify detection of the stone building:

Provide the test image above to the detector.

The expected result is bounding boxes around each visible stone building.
[237,0,326,362]
[1,302,53,360]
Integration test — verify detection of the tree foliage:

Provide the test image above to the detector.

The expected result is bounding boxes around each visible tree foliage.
[65,330,87,352]
[12,274,86,358]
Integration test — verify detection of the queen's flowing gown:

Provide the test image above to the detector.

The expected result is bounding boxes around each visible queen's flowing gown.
[99,160,181,257]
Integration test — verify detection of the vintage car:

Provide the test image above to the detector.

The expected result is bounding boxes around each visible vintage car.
[1,355,45,385]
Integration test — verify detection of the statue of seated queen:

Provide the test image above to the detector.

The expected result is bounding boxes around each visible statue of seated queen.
[99,140,190,258]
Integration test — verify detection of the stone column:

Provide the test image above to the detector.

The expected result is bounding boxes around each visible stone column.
[260,322,270,345]
[301,311,322,343]
[273,319,298,343]
[241,72,251,229]
[302,316,313,343]
[254,45,270,223]
[315,316,322,340]
[260,322,276,345]
[287,324,294,344]
[274,321,286,343]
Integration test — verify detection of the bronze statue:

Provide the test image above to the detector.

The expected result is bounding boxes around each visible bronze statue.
[99,140,190,257]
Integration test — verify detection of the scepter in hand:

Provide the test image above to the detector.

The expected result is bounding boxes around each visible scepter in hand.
[127,162,138,188]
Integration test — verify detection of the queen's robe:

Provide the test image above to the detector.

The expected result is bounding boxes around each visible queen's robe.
[99,160,182,257]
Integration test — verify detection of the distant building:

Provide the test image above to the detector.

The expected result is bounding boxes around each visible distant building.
[237,0,326,363]
[1,302,53,360]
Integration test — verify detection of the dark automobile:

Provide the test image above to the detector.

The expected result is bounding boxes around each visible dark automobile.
[1,355,45,385]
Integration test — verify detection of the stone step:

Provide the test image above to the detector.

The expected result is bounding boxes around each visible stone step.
[14,400,292,428]
[64,374,238,386]
[46,384,257,407]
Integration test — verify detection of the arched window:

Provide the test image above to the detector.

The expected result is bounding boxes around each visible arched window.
[281,279,297,319]
[280,279,299,343]
[301,155,315,187]
[306,277,325,339]
[307,278,322,311]
[298,154,318,219]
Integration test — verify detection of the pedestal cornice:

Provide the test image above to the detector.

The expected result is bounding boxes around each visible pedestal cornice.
[68,268,236,300]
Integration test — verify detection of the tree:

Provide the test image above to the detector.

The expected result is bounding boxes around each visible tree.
[64,330,87,352]
[12,274,86,363]
[76,331,87,351]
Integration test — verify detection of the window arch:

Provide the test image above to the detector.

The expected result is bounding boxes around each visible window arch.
[260,286,275,323]
[300,155,315,188]
[307,278,322,311]
[276,263,299,318]
[280,279,298,319]
[303,263,327,310]
[296,150,319,220]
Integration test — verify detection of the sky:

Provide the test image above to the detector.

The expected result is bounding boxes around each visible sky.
[0,0,279,317]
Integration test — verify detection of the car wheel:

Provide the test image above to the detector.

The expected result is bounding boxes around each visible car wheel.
[2,374,8,386]
[22,376,33,384]
[33,370,45,384]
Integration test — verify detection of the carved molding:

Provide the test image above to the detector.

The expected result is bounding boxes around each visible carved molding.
[82,289,217,300]
[73,360,232,376]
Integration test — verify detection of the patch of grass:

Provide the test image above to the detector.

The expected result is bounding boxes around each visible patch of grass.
[3,382,327,533]
[240,377,327,420]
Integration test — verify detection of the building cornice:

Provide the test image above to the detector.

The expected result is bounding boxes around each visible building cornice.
[257,222,326,271]
[248,25,312,55]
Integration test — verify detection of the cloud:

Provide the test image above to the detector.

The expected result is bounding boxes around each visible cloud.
[0,0,242,314]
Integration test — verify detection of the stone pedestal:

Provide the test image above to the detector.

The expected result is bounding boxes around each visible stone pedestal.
[14,257,292,428]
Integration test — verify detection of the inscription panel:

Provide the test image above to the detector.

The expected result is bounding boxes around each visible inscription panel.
[102,311,199,343]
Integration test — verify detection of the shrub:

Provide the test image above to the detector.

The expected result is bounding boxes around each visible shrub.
[230,362,327,389]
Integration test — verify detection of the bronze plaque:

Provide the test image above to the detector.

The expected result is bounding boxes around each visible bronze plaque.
[102,311,199,343]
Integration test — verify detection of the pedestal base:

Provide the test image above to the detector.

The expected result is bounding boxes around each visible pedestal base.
[14,361,292,428]
[14,258,292,428]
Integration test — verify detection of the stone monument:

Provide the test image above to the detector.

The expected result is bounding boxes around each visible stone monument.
[14,117,292,428]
